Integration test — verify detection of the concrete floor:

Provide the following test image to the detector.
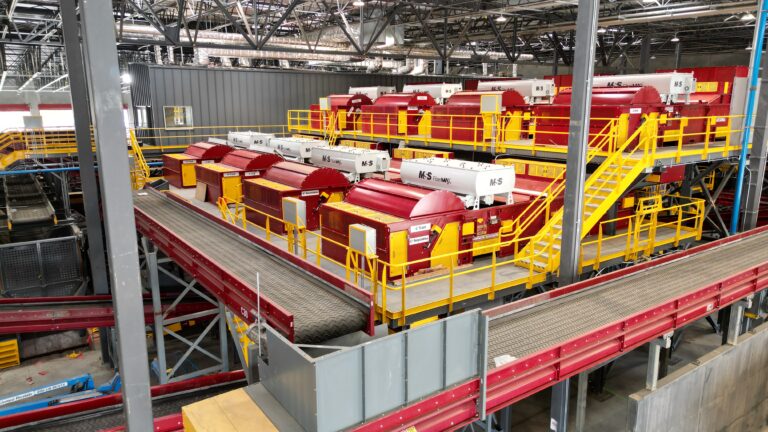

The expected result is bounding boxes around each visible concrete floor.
[506,318,723,431]
[0,348,115,399]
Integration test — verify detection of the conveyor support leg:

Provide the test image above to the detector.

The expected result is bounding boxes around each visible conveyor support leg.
[575,371,588,432]
[726,296,753,345]
[550,379,570,432]
[645,332,672,391]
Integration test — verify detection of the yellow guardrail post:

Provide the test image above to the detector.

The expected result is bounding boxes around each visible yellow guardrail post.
[448,259,455,313]
[400,269,407,326]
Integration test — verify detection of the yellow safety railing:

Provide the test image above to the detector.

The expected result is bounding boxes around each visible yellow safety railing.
[287,109,747,159]
[577,196,705,272]
[132,124,290,152]
[516,117,658,273]
[129,130,151,189]
[500,119,619,242]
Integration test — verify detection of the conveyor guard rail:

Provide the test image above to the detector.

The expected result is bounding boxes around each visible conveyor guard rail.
[352,226,768,432]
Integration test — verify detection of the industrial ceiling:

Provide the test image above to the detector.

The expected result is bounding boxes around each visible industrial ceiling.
[0,0,759,91]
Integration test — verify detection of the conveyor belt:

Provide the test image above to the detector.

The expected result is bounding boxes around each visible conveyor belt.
[488,229,768,362]
[134,191,367,343]
[3,174,55,225]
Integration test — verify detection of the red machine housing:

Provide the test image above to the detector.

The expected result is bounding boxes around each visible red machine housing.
[162,142,232,188]
[533,86,663,147]
[328,94,373,130]
[242,161,350,234]
[360,92,436,136]
[320,179,558,278]
[431,90,528,142]
[195,150,283,204]
[658,66,748,101]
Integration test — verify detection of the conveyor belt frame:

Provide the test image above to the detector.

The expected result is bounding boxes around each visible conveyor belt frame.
[353,225,768,431]
[134,189,375,342]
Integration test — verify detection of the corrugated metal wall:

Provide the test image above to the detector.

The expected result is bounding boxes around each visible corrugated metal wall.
[130,64,462,130]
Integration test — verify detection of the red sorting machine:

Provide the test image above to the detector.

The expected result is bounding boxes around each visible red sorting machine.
[328,94,373,131]
[162,142,233,188]
[533,86,663,147]
[360,92,436,136]
[431,90,527,142]
[195,150,283,204]
[243,161,350,234]
[320,179,558,279]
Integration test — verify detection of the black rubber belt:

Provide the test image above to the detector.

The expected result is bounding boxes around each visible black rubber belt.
[488,230,768,363]
[134,192,367,344]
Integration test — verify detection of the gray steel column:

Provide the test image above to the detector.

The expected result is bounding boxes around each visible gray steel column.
[65,0,154,429]
[550,379,570,432]
[744,42,768,229]
[645,333,671,390]
[575,372,588,432]
[639,35,651,73]
[558,0,599,286]
[674,42,682,69]
[59,0,112,363]
[143,238,168,384]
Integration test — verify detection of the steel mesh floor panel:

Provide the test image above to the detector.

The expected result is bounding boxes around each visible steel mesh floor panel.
[488,231,768,363]
[134,192,367,344]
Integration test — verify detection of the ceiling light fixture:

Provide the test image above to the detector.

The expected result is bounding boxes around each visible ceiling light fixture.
[597,27,607,34]
[671,34,680,43]
[495,15,507,22]
[742,12,756,21]
[352,0,365,6]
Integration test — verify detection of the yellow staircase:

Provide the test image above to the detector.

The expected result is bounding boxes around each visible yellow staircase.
[129,130,151,189]
[325,111,340,146]
[514,118,658,273]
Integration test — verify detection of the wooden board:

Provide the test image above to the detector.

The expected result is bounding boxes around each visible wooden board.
[182,388,278,432]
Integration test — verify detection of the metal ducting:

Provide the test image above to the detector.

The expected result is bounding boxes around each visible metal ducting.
[119,24,534,64]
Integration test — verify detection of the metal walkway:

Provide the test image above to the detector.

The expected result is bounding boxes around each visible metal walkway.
[134,190,369,344]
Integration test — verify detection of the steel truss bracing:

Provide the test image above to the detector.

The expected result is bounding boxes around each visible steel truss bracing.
[142,237,230,384]
[0,0,761,82]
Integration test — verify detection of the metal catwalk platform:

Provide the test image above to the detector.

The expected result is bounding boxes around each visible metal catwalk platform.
[133,190,369,344]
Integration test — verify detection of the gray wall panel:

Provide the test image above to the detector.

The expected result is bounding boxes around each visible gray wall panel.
[629,322,768,432]
[135,64,462,139]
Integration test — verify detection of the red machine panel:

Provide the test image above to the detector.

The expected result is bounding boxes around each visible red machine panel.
[431,90,528,142]
[533,86,663,147]
[320,179,557,278]
[162,142,233,188]
[360,92,436,136]
[195,150,283,203]
[328,94,373,130]
[242,161,351,234]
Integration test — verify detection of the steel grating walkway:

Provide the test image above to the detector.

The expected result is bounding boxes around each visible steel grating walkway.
[488,229,768,363]
[134,192,367,344]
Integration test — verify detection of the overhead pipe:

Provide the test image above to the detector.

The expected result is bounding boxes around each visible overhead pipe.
[731,0,768,234]
[118,24,533,63]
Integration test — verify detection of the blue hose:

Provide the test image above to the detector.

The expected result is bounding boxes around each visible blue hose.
[731,5,768,234]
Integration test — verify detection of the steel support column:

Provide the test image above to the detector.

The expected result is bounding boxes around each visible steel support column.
[575,372,588,432]
[65,0,153,428]
[144,252,230,384]
[59,0,112,364]
[726,297,752,345]
[744,35,768,229]
[639,35,651,73]
[550,380,570,432]
[559,0,599,286]
[674,42,682,69]
[645,333,671,391]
